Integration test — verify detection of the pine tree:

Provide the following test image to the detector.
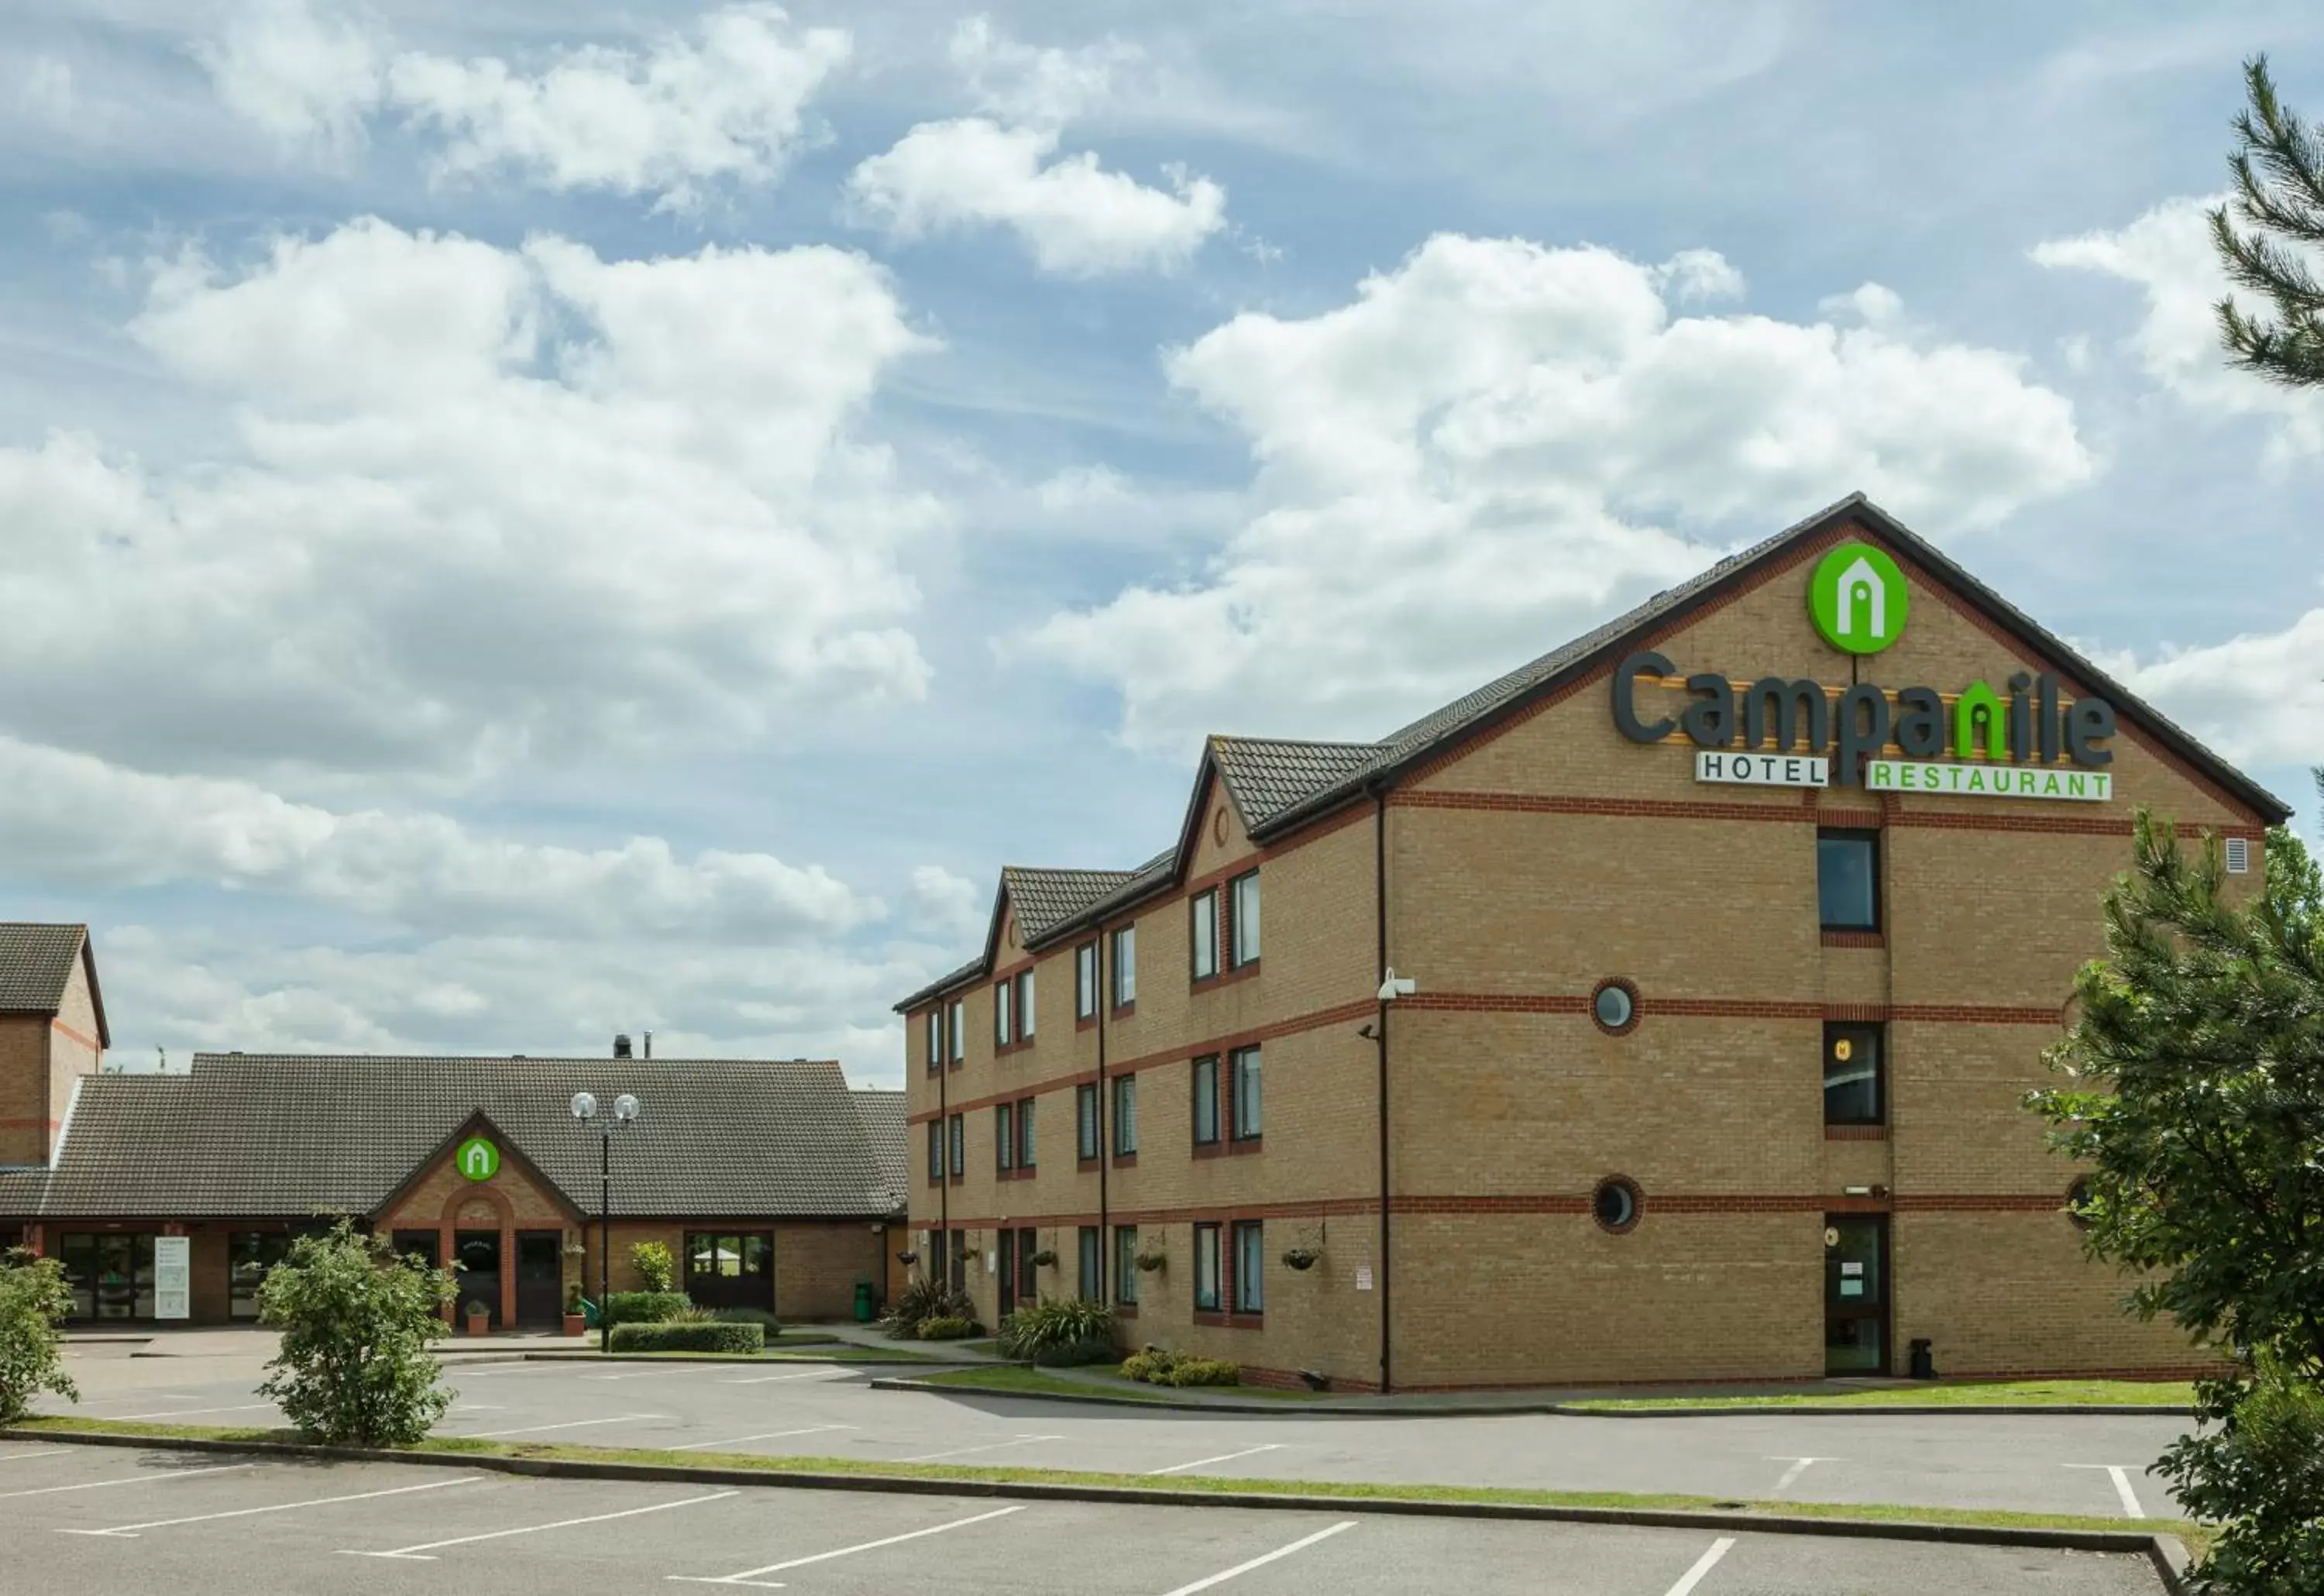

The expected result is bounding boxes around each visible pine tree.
[2212,57,2324,387]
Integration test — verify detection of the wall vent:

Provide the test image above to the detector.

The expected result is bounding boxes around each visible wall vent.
[2225,836,2251,875]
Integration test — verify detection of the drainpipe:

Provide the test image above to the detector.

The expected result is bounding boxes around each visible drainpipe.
[1371,783,1392,1396]
[936,1004,948,1283]
[1096,927,1109,1305]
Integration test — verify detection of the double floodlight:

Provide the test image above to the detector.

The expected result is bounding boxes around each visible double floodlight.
[570,1091,642,1125]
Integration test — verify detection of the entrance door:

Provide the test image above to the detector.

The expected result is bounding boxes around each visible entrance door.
[1824,1216,1889,1375]
[684,1232,774,1315]
[997,1230,1018,1316]
[59,1233,156,1321]
[1015,1227,1037,1310]
[515,1232,563,1326]
[455,1231,500,1326]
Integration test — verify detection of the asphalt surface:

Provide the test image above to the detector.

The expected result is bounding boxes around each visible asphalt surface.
[0,1440,2171,1596]
[37,1350,2191,1521]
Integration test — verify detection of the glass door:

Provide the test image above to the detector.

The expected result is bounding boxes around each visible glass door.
[1016,1227,1038,1308]
[1824,1216,1889,1374]
[997,1230,1018,1316]
[455,1231,500,1326]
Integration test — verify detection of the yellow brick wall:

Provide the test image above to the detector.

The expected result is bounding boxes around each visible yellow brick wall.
[0,1015,47,1166]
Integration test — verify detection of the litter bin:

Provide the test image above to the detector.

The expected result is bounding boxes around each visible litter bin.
[853,1281,875,1323]
[1909,1337,1937,1380]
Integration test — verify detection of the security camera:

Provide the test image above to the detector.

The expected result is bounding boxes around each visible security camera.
[1377,966,1418,1002]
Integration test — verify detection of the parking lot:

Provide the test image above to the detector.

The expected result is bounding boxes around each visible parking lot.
[35,1350,2191,1522]
[0,1439,2170,1595]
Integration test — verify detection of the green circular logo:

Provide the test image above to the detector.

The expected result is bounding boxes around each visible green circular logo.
[456,1137,500,1182]
[1809,542,1910,655]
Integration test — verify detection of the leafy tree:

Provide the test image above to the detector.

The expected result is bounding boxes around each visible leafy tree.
[629,1240,676,1294]
[2031,815,2323,1591]
[258,1218,456,1446]
[0,1251,77,1422]
[2212,57,2324,387]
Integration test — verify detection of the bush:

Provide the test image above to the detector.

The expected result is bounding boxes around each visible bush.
[916,1316,978,1340]
[1120,1347,1238,1387]
[881,1277,975,1340]
[1033,1338,1116,1368]
[713,1307,783,1333]
[607,1320,765,1354]
[2164,1357,2324,1594]
[602,1291,691,1326]
[258,1217,456,1446]
[630,1241,676,1294]
[0,1253,77,1422]
[996,1296,1116,1363]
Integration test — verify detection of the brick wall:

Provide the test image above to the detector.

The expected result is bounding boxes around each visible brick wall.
[0,1015,48,1166]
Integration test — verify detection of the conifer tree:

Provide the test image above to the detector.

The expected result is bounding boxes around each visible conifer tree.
[2212,57,2324,386]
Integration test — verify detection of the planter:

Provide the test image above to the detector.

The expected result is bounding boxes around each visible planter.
[1134,1253,1167,1274]
[1029,1249,1058,1268]
[462,1310,491,1337]
[561,1313,586,1337]
[1282,1248,1320,1271]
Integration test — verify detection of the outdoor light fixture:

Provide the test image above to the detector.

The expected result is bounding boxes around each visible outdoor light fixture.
[573,1088,641,1354]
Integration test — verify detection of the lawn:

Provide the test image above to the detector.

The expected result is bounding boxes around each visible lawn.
[912,1365,1334,1402]
[1571,1379,2199,1411]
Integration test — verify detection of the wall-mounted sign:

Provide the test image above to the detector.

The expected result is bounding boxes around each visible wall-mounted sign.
[456,1137,500,1182]
[1810,542,1910,655]
[1867,759,2110,803]
[154,1236,191,1319]
[1697,752,1828,789]
[1355,1267,1373,1292]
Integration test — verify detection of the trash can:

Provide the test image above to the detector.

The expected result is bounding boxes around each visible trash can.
[853,1281,875,1323]
[1909,1337,1937,1380]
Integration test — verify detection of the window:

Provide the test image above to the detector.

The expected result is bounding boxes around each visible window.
[1817,830,1880,930]
[1112,1074,1138,1155]
[1193,1222,1221,1311]
[947,1113,964,1176]
[229,1233,294,1321]
[1192,1055,1220,1145]
[1112,925,1136,1006]
[924,1010,941,1071]
[947,999,964,1062]
[1591,979,1638,1035]
[1076,943,1099,1020]
[1191,888,1219,980]
[994,979,1013,1046]
[1229,1045,1262,1140]
[1824,1023,1885,1126]
[1077,1226,1101,1301]
[996,1102,1016,1171]
[1018,1096,1037,1168]
[1232,1221,1265,1313]
[1229,870,1261,968]
[1593,1175,1642,1233]
[1017,968,1037,1037]
[1076,1083,1100,1161]
[685,1231,774,1312]
[1114,1226,1139,1305]
[2065,1177,2097,1230]
[927,1121,943,1181]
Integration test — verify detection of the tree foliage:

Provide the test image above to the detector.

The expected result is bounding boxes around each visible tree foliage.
[2212,57,2324,387]
[629,1240,676,1294]
[0,1251,77,1422]
[257,1217,456,1447]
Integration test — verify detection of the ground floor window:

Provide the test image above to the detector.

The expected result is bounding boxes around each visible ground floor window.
[1113,1226,1137,1306]
[1232,1220,1264,1314]
[390,1230,440,1268]
[685,1231,774,1313]
[1077,1226,1100,1301]
[58,1232,156,1321]
[1193,1223,1221,1311]
[228,1233,299,1320]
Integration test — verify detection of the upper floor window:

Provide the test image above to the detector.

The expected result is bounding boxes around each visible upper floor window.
[1817,830,1879,931]
[1016,968,1037,1038]
[1192,1055,1220,1145]
[1017,1096,1037,1167]
[1112,1074,1137,1155]
[1076,1083,1100,1161]
[996,1102,1016,1171]
[1112,925,1137,1006]
[1229,1044,1262,1141]
[994,979,1013,1046]
[924,1010,941,1071]
[926,1121,943,1181]
[1232,1220,1265,1314]
[1075,942,1099,1020]
[1229,871,1261,968]
[1191,889,1219,981]
[1824,1023,1886,1126]
[947,1113,964,1176]
[947,999,964,1062]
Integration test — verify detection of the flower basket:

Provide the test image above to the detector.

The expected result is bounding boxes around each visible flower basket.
[1281,1247,1320,1271]
[1029,1249,1058,1268]
[1134,1250,1167,1274]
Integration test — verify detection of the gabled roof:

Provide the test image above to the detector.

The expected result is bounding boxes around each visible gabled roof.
[851,1089,907,1209]
[0,1054,898,1221]
[894,493,2289,1009]
[1000,866,1140,944]
[0,924,108,1047]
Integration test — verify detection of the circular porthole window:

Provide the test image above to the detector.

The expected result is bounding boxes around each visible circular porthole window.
[1592,1175,1642,1234]
[2065,1177,2096,1230]
[1590,979,1639,1035]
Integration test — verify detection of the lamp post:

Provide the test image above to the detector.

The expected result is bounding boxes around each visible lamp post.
[570,1089,641,1355]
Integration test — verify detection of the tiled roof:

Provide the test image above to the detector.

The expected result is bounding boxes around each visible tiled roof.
[892,955,987,1015]
[1211,738,1380,828]
[0,924,87,1013]
[1000,866,1139,941]
[851,1089,907,1207]
[0,1054,899,1221]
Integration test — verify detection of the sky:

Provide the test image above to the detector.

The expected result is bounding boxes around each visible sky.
[4,0,2323,1087]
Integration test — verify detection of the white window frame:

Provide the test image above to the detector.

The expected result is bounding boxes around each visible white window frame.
[947,999,964,1061]
[1017,968,1036,1038]
[1112,1074,1137,1156]
[1233,1221,1264,1314]
[1075,943,1098,1020]
[1230,1044,1262,1141]
[1229,870,1260,968]
[1112,925,1136,1006]
[1191,889,1219,981]
[994,979,1012,1046]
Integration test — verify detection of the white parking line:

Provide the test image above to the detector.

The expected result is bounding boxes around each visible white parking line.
[586,1364,775,1382]
[719,1371,847,1385]
[1661,1537,1737,1596]
[0,1464,252,1501]
[667,1425,854,1452]
[60,1474,479,1538]
[0,1448,69,1464]
[452,1413,668,1439]
[342,1489,741,1560]
[896,1434,1061,1464]
[1765,1456,1835,1495]
[1146,1444,1284,1477]
[666,1504,1026,1587]
[2065,1464,2147,1518]
[95,1402,276,1422]
[1156,1520,1358,1595]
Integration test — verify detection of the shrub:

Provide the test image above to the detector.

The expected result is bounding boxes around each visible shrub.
[1119,1347,1177,1384]
[665,1304,722,1323]
[881,1277,974,1340]
[630,1241,676,1294]
[713,1307,783,1333]
[996,1296,1116,1363]
[0,1252,77,1423]
[1033,1338,1116,1368]
[1119,1347,1239,1387]
[2164,1356,2324,1594]
[916,1316,978,1340]
[258,1217,456,1446]
[602,1291,691,1326]
[607,1320,765,1354]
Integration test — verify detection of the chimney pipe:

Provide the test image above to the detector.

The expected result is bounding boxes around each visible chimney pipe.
[613,1033,632,1059]
[643,1030,652,1060]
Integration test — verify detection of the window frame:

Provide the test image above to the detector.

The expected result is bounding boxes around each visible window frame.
[1232,1219,1265,1314]
[1077,1226,1101,1302]
[1111,925,1137,1007]
[1228,869,1261,968]
[1193,1222,1222,1312]
[927,1120,943,1182]
[947,1113,964,1178]
[1229,1044,1262,1142]
[1817,828,1882,933]
[1075,942,1099,1020]
[1822,1021,1887,1127]
[993,979,1013,1047]
[1114,1225,1139,1306]
[1075,1082,1100,1161]
[1016,968,1037,1038]
[1112,1073,1137,1156]
[947,998,964,1063]
[1192,1055,1221,1146]
[1191,889,1219,981]
[924,1009,941,1071]
[996,1102,1016,1172]
[1016,1096,1037,1168]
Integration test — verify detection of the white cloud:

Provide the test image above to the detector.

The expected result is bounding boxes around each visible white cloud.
[0,216,937,783]
[1653,248,1746,304]
[194,0,384,157]
[902,865,985,941]
[846,18,1226,277]
[2117,611,2324,770]
[2033,194,2324,459]
[1027,232,2095,752]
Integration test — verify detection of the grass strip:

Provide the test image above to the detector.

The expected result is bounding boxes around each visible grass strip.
[8,1413,2211,1555]
[913,1366,1327,1402]
[1571,1379,2199,1411]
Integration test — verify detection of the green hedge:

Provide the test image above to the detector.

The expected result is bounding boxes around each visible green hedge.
[916,1316,979,1340]
[1121,1348,1239,1387]
[607,1320,765,1354]
[602,1292,691,1326]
